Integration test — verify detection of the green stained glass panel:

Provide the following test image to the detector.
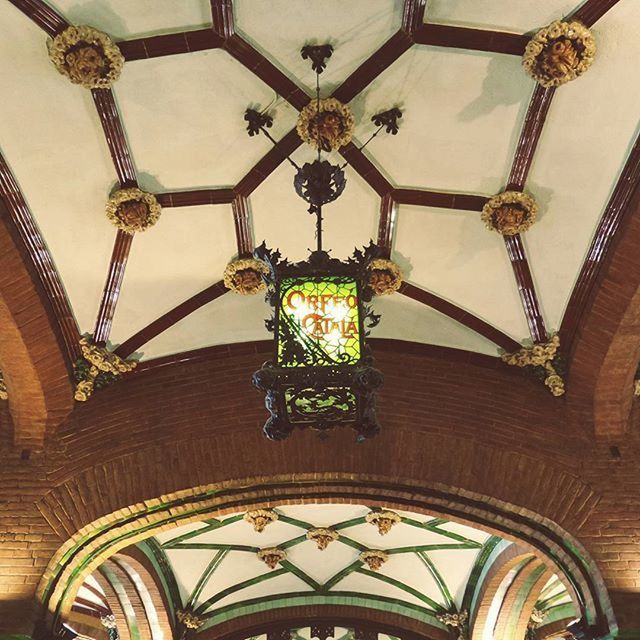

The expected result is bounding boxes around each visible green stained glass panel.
[277,277,361,367]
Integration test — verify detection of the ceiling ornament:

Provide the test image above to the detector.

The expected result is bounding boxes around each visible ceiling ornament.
[527,609,547,639]
[105,188,161,234]
[501,334,565,396]
[523,21,596,88]
[224,257,270,295]
[73,337,136,402]
[99,614,117,630]
[0,371,7,401]
[359,549,388,571]
[437,610,469,640]
[365,509,401,535]
[48,25,124,89]
[176,609,204,630]
[481,191,537,236]
[257,547,287,569]
[296,98,355,152]
[243,509,279,532]
[245,45,402,442]
[368,260,403,296]
[306,527,339,550]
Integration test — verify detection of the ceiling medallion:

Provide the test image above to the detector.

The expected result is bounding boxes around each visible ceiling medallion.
[359,549,388,571]
[176,609,204,630]
[306,527,339,550]
[74,337,136,402]
[48,25,124,89]
[501,334,565,396]
[245,45,403,442]
[257,547,287,569]
[365,510,401,535]
[481,190,537,236]
[243,509,279,532]
[106,188,161,234]
[224,257,270,295]
[523,21,596,88]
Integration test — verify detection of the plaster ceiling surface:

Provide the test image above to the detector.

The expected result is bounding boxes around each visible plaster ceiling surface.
[1,0,640,364]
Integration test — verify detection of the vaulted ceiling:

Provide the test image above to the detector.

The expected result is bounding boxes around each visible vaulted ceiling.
[2,0,639,368]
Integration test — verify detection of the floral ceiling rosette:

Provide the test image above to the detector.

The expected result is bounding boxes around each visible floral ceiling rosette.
[368,259,402,296]
[296,97,355,152]
[223,257,270,295]
[106,188,161,234]
[481,191,537,236]
[48,25,124,89]
[523,20,596,88]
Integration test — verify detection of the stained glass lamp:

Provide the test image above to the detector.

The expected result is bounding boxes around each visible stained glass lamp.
[252,244,384,441]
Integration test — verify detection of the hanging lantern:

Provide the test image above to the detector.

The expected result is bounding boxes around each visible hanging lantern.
[252,244,384,441]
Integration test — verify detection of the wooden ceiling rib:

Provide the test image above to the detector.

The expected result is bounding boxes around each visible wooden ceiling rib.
[7,0,67,36]
[392,188,488,211]
[118,29,223,62]
[402,0,427,35]
[503,235,547,343]
[507,86,556,190]
[0,151,81,361]
[232,194,253,255]
[560,131,640,351]
[400,283,520,351]
[91,89,138,188]
[376,194,396,255]
[156,189,236,208]
[114,281,227,358]
[414,24,528,56]
[570,0,623,27]
[339,143,393,196]
[93,230,133,346]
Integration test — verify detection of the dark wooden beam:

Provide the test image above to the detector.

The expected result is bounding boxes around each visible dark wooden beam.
[232,194,253,255]
[561,131,640,350]
[156,189,235,208]
[114,281,227,358]
[118,29,223,62]
[6,0,68,36]
[93,231,133,346]
[400,282,520,352]
[0,151,80,360]
[414,24,529,56]
[507,86,556,190]
[402,0,426,35]
[332,31,413,104]
[235,129,302,196]
[569,0,623,27]
[392,188,488,211]
[91,89,138,188]
[211,0,235,39]
[503,235,547,343]
[339,144,393,197]
[377,194,396,256]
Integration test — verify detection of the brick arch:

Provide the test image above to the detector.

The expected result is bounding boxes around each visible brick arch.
[34,475,611,638]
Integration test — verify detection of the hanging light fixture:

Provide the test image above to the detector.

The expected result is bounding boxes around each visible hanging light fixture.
[244,45,402,441]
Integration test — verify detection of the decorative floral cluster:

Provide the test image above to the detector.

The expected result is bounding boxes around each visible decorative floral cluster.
[176,609,204,630]
[0,371,7,401]
[437,610,469,640]
[244,509,279,532]
[368,260,402,296]
[296,98,355,152]
[481,191,537,236]
[257,547,286,569]
[48,25,124,89]
[359,549,388,571]
[74,337,137,402]
[223,257,270,295]
[100,614,117,629]
[502,334,565,396]
[365,510,401,535]
[106,188,161,234]
[523,21,596,88]
[306,527,339,550]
